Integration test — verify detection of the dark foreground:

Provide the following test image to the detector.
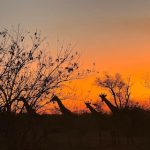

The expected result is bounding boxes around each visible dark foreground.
[0,113,150,150]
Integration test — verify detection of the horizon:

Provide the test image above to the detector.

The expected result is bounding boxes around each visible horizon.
[0,0,150,113]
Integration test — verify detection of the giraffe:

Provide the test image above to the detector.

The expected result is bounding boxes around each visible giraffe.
[99,94,121,144]
[50,95,82,147]
[18,96,36,115]
[85,102,99,115]
[50,95,73,116]
[99,94,133,145]
[85,101,104,147]
[17,97,40,149]
[99,94,118,114]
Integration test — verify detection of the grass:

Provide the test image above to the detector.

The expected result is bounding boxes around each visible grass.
[0,111,150,150]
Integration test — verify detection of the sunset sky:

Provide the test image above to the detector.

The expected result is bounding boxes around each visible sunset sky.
[0,0,150,110]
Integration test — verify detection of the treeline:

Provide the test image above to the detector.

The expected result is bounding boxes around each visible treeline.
[0,107,150,150]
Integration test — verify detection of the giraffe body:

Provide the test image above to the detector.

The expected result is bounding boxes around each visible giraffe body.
[99,94,134,145]
[50,95,73,116]
[85,102,104,147]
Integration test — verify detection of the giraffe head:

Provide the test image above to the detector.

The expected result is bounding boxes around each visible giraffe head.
[85,102,91,106]
[99,93,107,102]
[50,95,59,104]
[85,101,94,109]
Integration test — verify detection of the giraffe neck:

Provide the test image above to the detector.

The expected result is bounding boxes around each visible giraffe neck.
[103,98,118,113]
[86,104,98,114]
[56,98,72,115]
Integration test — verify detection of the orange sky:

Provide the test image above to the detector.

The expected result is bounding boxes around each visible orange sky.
[0,0,150,112]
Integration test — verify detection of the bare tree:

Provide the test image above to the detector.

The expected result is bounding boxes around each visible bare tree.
[0,27,87,114]
[96,73,132,109]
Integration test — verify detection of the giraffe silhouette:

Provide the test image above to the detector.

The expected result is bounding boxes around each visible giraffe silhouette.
[85,101,104,147]
[99,94,134,145]
[50,95,73,116]
[50,95,83,147]
[18,97,36,115]
[99,94,118,114]
[99,94,121,144]
[85,102,99,115]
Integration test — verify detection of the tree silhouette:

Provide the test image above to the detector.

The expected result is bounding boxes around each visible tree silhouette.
[0,27,85,114]
[96,73,131,109]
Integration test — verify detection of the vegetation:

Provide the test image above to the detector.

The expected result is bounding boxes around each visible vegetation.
[0,28,149,150]
[0,27,87,114]
[96,73,131,109]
